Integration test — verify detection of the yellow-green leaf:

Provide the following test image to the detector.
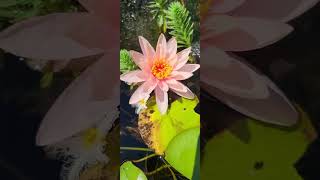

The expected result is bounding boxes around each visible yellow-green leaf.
[138,97,200,154]
[120,161,147,180]
[165,127,200,179]
[201,106,316,180]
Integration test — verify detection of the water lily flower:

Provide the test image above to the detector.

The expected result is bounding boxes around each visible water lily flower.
[0,0,120,145]
[120,34,200,114]
[133,95,150,114]
[201,0,320,126]
[45,111,118,180]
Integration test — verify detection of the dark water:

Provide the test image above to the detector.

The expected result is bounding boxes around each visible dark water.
[0,54,61,180]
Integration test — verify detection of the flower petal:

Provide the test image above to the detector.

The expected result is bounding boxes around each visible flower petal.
[155,33,167,60]
[139,36,155,62]
[130,50,146,69]
[166,79,188,92]
[68,13,118,51]
[177,64,200,73]
[166,37,177,56]
[201,47,269,99]
[155,86,168,114]
[166,37,177,63]
[170,71,193,81]
[209,0,246,13]
[78,0,119,25]
[201,78,298,126]
[36,55,119,145]
[202,15,293,51]
[0,13,104,60]
[129,79,158,104]
[230,0,320,22]
[158,81,169,92]
[174,47,191,70]
[171,86,195,99]
[120,70,147,83]
[90,54,120,101]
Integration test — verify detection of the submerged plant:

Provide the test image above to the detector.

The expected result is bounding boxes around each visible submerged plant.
[120,49,137,73]
[148,0,169,33]
[166,1,194,47]
[0,0,78,23]
[120,34,200,114]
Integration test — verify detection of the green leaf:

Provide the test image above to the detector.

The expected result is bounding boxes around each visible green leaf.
[165,127,200,179]
[120,49,138,73]
[40,71,53,88]
[166,1,194,47]
[120,161,148,180]
[138,97,200,154]
[0,9,17,18]
[148,0,169,32]
[0,0,19,8]
[0,0,78,22]
[201,107,316,180]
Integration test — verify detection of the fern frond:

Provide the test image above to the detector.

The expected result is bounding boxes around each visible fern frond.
[120,49,138,73]
[165,2,194,48]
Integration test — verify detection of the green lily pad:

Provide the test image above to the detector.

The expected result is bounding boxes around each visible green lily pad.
[138,97,200,154]
[201,107,317,180]
[165,127,200,179]
[120,161,147,180]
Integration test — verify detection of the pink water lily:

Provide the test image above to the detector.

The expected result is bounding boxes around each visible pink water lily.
[120,34,200,114]
[0,0,119,145]
[201,0,319,126]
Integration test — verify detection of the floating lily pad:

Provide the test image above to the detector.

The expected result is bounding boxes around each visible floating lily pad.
[120,161,147,180]
[201,106,317,180]
[165,127,200,179]
[138,97,200,154]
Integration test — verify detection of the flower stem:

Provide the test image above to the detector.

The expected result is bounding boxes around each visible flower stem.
[132,153,157,163]
[120,147,153,152]
[160,157,177,180]
[145,165,171,176]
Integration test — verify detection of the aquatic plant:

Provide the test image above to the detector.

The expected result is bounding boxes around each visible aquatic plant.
[148,0,169,33]
[120,34,200,114]
[200,0,320,126]
[0,0,78,23]
[202,107,317,179]
[166,1,194,47]
[120,49,137,73]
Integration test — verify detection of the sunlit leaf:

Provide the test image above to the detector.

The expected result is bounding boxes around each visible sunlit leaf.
[201,106,317,180]
[138,97,200,154]
[120,161,147,180]
[165,127,200,179]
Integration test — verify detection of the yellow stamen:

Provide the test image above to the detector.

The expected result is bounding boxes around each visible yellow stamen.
[139,99,146,105]
[151,60,173,79]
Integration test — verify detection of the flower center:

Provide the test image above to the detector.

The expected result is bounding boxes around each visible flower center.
[151,60,173,79]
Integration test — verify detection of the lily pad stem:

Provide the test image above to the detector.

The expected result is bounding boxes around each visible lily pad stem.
[145,165,171,176]
[120,147,153,152]
[133,153,157,163]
